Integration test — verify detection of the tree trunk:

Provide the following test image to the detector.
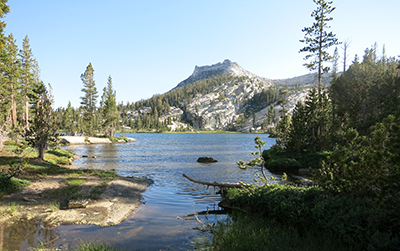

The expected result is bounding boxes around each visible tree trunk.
[183,174,251,188]
[10,93,17,128]
[24,97,29,130]
[38,141,47,160]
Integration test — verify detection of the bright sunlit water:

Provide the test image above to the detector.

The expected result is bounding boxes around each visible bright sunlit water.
[4,133,277,250]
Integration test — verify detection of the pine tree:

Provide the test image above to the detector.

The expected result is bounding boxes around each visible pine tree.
[286,88,333,154]
[19,35,35,130]
[331,47,339,79]
[275,88,290,148]
[299,0,340,94]
[0,1,12,149]
[80,63,98,136]
[100,76,118,138]
[62,101,74,135]
[2,34,21,128]
[26,83,58,160]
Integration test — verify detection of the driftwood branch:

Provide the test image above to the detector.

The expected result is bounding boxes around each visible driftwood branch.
[183,174,250,188]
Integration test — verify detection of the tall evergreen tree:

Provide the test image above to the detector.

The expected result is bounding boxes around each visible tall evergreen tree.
[2,34,21,128]
[26,83,58,160]
[299,0,340,94]
[286,88,332,153]
[100,76,118,138]
[274,88,290,149]
[19,35,35,130]
[62,101,74,135]
[331,47,339,79]
[80,63,98,136]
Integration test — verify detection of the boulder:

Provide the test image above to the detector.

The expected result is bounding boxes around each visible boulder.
[87,137,112,144]
[60,136,88,145]
[197,156,218,163]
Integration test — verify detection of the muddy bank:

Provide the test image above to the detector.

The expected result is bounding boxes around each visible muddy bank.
[0,174,153,228]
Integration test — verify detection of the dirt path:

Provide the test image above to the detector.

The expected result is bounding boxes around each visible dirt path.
[0,174,153,228]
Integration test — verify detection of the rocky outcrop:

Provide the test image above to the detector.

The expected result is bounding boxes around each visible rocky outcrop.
[184,76,270,130]
[173,59,271,90]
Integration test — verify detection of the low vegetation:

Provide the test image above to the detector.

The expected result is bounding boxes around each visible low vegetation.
[32,241,120,251]
[217,184,399,250]
[0,144,116,198]
[207,212,352,251]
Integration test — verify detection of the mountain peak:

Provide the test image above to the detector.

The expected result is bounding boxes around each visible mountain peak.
[173,59,269,90]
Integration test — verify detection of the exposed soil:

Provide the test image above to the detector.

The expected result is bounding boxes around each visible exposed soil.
[0,174,153,228]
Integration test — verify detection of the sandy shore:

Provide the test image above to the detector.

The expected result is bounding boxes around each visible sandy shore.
[0,174,153,228]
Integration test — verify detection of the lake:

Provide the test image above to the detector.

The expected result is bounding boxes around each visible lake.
[5,133,278,250]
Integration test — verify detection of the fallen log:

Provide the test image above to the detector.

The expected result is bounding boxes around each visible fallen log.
[183,174,251,188]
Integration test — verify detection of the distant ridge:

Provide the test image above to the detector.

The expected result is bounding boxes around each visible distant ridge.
[272,73,333,86]
[172,59,270,90]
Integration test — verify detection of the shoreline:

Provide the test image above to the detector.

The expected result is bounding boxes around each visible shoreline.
[0,145,153,230]
[0,173,153,228]
[60,136,137,145]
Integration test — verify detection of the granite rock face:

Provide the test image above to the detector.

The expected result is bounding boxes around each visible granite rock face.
[176,60,273,130]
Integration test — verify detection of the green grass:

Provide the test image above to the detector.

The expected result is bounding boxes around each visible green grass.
[49,201,60,212]
[206,212,353,251]
[32,240,121,251]
[73,241,120,251]
[0,177,31,196]
[1,202,20,216]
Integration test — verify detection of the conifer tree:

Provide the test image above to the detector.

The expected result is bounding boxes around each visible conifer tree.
[0,1,11,149]
[2,34,21,128]
[62,101,74,135]
[26,83,58,160]
[100,76,118,138]
[299,0,340,94]
[331,47,339,79]
[80,63,98,136]
[19,35,35,130]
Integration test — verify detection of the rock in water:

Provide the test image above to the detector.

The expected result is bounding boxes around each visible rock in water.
[197,157,218,163]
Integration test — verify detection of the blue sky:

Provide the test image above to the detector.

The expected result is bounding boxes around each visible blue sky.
[5,0,400,108]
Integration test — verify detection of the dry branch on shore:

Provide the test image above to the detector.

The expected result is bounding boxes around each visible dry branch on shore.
[183,174,251,189]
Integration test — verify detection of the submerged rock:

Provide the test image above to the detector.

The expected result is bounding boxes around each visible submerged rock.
[197,156,218,163]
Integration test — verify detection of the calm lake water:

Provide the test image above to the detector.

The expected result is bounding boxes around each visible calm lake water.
[4,133,278,251]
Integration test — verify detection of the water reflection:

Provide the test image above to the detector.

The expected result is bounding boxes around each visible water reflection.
[2,218,60,250]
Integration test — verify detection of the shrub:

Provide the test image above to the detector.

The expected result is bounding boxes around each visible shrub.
[222,185,400,250]
[0,176,30,196]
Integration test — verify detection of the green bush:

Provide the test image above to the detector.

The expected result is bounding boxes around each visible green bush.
[263,149,301,170]
[0,176,30,196]
[263,148,329,170]
[222,185,399,250]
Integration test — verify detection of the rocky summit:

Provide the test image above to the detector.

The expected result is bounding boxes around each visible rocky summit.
[173,59,271,90]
